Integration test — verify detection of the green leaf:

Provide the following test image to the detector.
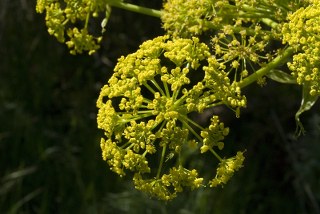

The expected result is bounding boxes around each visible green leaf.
[266,69,296,84]
[295,83,319,136]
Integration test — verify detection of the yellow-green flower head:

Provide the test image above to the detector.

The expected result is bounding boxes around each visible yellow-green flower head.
[161,0,302,38]
[211,24,271,83]
[209,151,245,187]
[36,0,109,54]
[282,1,320,95]
[162,0,215,37]
[97,35,246,200]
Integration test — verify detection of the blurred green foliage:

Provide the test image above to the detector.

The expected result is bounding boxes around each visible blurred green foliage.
[0,0,319,213]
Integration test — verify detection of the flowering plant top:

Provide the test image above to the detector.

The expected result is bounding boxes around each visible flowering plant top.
[37,0,320,200]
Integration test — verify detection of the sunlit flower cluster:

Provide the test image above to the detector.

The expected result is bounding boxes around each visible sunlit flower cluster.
[211,24,272,83]
[161,0,302,87]
[161,0,302,38]
[97,36,245,200]
[282,1,320,96]
[161,0,215,37]
[36,0,320,201]
[36,0,109,54]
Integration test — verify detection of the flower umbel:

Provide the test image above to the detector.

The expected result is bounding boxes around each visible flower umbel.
[162,0,215,37]
[97,36,246,200]
[282,1,320,96]
[36,0,110,54]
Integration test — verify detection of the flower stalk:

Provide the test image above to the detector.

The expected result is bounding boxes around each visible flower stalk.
[106,0,161,18]
[239,47,294,88]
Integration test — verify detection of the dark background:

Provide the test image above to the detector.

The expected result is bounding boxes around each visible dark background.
[1,0,320,213]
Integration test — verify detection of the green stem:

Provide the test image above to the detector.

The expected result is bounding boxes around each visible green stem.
[239,47,294,88]
[179,114,204,131]
[106,0,161,18]
[172,87,180,101]
[163,81,171,97]
[143,82,157,95]
[151,79,166,97]
[180,119,203,143]
[157,144,167,178]
[137,110,155,114]
[173,94,187,108]
[209,148,223,162]
[124,143,134,150]
[62,19,69,26]
[143,98,152,104]
[84,11,90,29]
[261,18,279,29]
[118,113,153,122]
[204,101,224,109]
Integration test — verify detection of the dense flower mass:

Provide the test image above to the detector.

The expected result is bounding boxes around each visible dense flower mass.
[36,0,109,54]
[161,0,306,86]
[161,0,215,37]
[211,24,272,83]
[282,1,320,96]
[36,0,320,202]
[161,0,303,38]
[97,36,245,200]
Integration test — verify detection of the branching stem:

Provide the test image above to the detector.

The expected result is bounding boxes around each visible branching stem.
[239,47,294,88]
[106,0,161,18]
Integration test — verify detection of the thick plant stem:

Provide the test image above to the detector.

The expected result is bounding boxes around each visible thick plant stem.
[106,0,161,18]
[239,47,294,88]
[261,18,279,29]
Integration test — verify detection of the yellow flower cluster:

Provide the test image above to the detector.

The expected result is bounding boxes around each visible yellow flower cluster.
[37,0,320,202]
[282,1,320,95]
[209,151,245,187]
[133,166,203,200]
[161,0,302,38]
[97,36,246,200]
[200,116,229,153]
[211,25,271,81]
[161,0,304,87]
[36,0,109,54]
[162,0,215,37]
